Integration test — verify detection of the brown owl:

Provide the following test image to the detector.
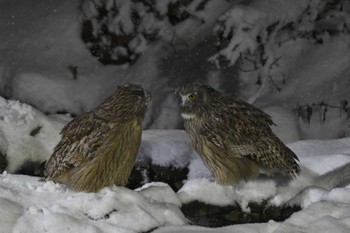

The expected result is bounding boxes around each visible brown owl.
[44,84,151,192]
[176,83,300,184]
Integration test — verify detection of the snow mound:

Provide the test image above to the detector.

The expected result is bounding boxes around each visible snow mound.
[0,97,68,173]
[0,174,187,233]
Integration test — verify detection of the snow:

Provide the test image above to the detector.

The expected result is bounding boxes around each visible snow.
[210,0,350,139]
[0,174,187,233]
[209,0,311,67]
[139,130,196,168]
[288,138,350,175]
[2,151,350,233]
[0,97,68,172]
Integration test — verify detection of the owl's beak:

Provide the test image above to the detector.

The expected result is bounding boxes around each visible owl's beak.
[179,94,190,107]
[173,88,190,108]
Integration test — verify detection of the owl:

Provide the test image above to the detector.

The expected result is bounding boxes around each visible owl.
[44,84,151,192]
[176,83,300,184]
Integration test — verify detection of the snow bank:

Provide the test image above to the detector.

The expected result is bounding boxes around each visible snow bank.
[2,168,350,233]
[0,174,187,233]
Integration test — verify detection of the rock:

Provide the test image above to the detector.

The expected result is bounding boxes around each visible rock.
[127,163,189,191]
[181,200,301,227]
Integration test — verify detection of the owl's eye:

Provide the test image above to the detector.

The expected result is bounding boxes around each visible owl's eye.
[188,94,196,101]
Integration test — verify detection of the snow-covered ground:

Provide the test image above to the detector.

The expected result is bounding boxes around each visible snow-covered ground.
[1,96,350,233]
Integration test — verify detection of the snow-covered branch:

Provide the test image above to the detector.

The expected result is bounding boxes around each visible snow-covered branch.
[210,0,350,103]
[80,0,216,65]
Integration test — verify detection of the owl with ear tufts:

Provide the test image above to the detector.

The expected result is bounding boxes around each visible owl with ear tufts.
[44,84,151,192]
[176,83,300,184]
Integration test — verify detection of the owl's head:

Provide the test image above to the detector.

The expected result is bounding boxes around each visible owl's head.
[96,83,151,121]
[176,83,221,120]
[116,83,151,106]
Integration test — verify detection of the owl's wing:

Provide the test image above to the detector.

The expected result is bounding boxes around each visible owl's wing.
[203,99,299,176]
[202,99,274,155]
[44,112,111,180]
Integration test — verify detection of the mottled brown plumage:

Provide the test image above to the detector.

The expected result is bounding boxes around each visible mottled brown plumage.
[44,84,151,192]
[176,83,300,184]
